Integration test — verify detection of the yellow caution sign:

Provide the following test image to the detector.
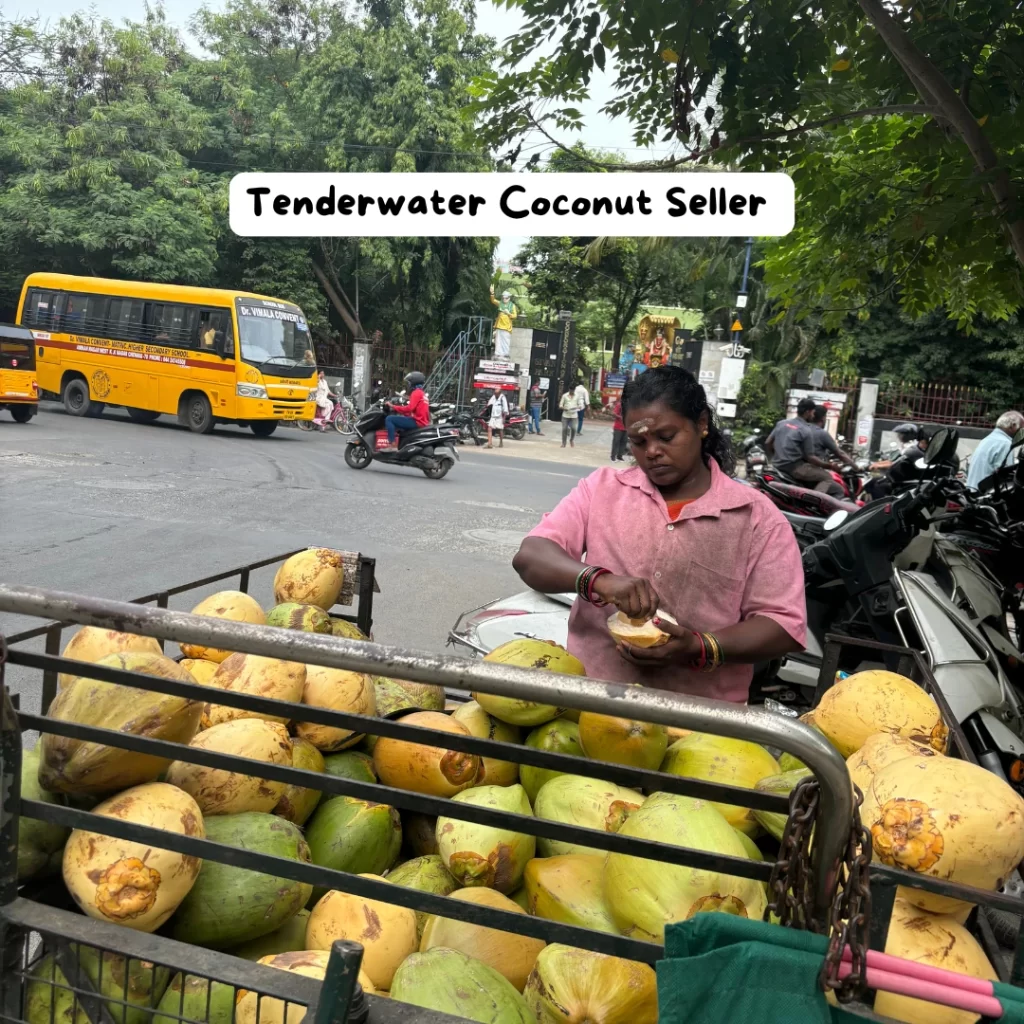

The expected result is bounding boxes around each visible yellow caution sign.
[731,319,743,331]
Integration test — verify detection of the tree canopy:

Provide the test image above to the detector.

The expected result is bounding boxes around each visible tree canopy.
[0,0,498,347]
[476,0,1024,328]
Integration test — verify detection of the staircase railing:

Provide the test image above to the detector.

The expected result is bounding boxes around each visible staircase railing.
[424,316,493,408]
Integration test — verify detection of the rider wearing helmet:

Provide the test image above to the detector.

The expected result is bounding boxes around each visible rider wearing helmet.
[384,371,429,447]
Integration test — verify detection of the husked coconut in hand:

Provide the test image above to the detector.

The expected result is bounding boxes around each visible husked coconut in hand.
[63,782,204,933]
[295,666,376,752]
[806,670,948,757]
[273,547,345,611]
[606,609,677,648]
[57,626,162,689]
[165,719,293,816]
[472,638,583,726]
[180,591,266,664]
[419,887,545,992]
[373,711,480,797]
[40,654,204,796]
[861,755,1024,915]
[206,654,306,727]
[524,944,658,1024]
[306,875,417,990]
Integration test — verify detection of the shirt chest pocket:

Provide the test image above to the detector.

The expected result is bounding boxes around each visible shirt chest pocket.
[682,559,747,618]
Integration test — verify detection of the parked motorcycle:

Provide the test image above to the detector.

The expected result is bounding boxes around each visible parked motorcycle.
[344,401,461,479]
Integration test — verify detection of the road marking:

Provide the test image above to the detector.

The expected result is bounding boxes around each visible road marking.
[458,460,579,479]
[463,528,529,546]
[453,500,537,513]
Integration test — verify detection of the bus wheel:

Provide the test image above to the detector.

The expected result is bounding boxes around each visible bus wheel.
[11,405,33,423]
[250,421,278,437]
[63,378,91,417]
[127,408,160,424]
[184,394,215,435]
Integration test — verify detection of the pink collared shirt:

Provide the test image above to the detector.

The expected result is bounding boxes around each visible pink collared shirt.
[527,459,807,703]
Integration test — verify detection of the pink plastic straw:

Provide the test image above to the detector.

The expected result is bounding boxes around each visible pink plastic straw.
[837,962,1003,1018]
[841,945,997,996]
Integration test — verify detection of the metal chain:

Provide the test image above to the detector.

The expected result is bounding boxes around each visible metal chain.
[820,784,873,1003]
[764,777,873,1003]
[765,776,822,932]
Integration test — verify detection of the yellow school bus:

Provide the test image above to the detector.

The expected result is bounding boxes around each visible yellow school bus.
[0,323,38,422]
[17,273,318,435]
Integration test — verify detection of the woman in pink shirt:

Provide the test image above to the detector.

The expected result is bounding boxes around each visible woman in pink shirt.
[512,366,806,703]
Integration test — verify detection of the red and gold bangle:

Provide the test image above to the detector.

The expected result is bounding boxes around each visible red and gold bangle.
[691,631,707,671]
[586,568,611,605]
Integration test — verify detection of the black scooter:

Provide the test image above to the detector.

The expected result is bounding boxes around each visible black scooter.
[344,401,461,479]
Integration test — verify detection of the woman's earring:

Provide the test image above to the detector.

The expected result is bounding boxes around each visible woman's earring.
[702,430,708,438]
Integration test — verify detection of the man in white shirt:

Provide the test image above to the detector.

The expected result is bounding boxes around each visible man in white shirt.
[574,382,589,435]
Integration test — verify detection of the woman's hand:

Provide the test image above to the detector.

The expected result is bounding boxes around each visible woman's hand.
[617,616,701,667]
[591,573,660,620]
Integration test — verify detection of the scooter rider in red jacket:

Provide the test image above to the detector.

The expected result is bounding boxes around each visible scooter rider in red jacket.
[384,371,429,447]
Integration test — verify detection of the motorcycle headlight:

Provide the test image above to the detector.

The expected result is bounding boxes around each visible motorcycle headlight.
[236,384,268,399]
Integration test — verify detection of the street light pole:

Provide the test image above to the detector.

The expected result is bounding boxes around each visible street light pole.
[732,236,754,347]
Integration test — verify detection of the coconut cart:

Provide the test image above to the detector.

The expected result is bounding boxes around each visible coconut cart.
[0,584,1018,1024]
[2,549,379,717]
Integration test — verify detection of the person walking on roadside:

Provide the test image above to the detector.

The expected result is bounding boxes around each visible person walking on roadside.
[967,410,1024,489]
[559,387,578,448]
[528,379,544,435]
[486,388,509,448]
[610,397,628,461]
[575,380,590,434]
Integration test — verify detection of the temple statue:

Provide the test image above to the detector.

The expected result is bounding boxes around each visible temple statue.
[647,327,670,368]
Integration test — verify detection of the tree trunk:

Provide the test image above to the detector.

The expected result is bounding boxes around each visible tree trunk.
[857,0,1024,268]
[310,259,362,338]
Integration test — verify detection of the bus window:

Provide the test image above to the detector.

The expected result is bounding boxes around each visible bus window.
[61,293,108,335]
[107,297,146,342]
[22,289,58,330]
[148,303,195,346]
[198,309,233,356]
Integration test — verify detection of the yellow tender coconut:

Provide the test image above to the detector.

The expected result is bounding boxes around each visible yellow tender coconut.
[861,755,1024,915]
[180,591,266,663]
[807,670,947,758]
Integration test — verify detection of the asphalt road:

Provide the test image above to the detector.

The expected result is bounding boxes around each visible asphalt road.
[1,405,591,713]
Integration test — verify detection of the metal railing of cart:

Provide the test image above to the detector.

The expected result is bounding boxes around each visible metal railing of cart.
[2,550,379,716]
[0,582,855,1024]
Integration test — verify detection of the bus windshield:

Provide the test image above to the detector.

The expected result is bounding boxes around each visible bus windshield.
[0,329,35,371]
[236,299,315,374]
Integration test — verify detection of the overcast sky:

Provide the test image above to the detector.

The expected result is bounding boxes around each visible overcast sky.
[16,0,673,264]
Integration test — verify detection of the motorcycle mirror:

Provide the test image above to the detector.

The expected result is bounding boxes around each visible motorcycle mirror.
[923,426,952,465]
[824,509,848,532]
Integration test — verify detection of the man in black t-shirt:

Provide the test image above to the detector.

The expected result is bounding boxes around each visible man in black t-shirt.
[765,399,851,497]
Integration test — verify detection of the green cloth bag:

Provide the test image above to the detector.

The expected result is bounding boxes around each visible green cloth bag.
[658,915,861,1024]
[658,914,1024,1023]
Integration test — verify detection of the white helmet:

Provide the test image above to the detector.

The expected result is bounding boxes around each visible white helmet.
[502,290,511,300]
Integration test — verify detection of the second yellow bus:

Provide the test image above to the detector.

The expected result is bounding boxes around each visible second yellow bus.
[18,273,318,435]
